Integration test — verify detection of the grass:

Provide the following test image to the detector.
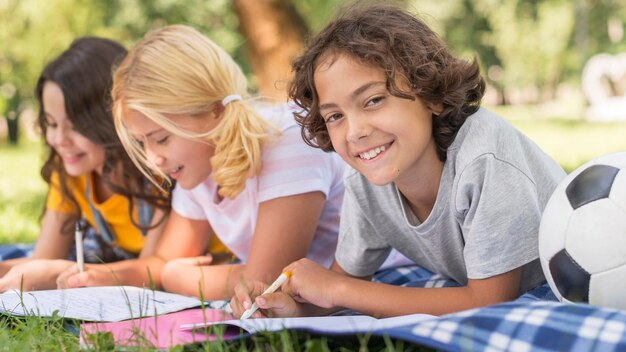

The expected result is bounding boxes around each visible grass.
[1,105,626,350]
[0,313,80,351]
[489,104,626,173]
[0,141,46,244]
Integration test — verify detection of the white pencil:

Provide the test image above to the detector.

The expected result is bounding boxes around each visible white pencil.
[75,221,84,273]
[240,271,292,320]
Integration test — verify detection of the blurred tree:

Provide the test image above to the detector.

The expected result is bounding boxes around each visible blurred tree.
[2,0,626,131]
[232,0,308,100]
[0,0,108,144]
[416,0,577,104]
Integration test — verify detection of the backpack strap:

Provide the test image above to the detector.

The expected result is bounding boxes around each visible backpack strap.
[85,175,155,240]
[84,174,115,244]
[136,198,153,237]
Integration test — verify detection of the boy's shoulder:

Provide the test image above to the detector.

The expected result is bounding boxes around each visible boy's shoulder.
[449,108,531,163]
[448,108,563,182]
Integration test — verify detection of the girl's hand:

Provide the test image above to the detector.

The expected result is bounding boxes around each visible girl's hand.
[0,259,74,292]
[56,264,118,288]
[231,280,300,318]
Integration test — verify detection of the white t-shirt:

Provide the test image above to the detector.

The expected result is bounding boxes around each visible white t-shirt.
[172,104,344,267]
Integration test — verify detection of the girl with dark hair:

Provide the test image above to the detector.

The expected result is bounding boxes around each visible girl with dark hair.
[0,37,176,291]
[232,4,566,317]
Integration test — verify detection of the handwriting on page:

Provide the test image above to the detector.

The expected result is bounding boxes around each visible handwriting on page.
[0,286,203,322]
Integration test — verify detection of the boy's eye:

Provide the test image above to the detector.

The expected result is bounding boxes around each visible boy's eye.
[45,120,58,129]
[156,135,169,145]
[365,96,384,107]
[324,113,343,124]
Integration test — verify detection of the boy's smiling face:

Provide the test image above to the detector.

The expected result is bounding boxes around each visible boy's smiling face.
[314,53,442,190]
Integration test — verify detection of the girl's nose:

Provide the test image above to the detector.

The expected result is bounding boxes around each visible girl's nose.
[146,148,165,168]
[52,125,72,146]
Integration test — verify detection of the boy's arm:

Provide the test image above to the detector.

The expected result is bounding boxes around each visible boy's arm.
[278,259,521,317]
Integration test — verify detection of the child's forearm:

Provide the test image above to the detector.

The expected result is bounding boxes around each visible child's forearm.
[0,257,29,276]
[331,277,514,318]
[161,262,245,300]
[99,256,168,288]
[294,303,342,317]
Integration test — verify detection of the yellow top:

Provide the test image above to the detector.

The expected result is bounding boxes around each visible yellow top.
[46,171,229,256]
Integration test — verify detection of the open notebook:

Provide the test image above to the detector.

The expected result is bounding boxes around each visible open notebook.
[81,308,235,349]
[180,313,436,335]
[80,307,436,349]
[0,286,203,322]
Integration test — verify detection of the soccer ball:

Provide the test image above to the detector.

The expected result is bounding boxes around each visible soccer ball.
[539,151,626,310]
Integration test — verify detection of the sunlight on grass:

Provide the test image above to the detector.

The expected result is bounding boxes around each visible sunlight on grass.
[0,141,47,244]
[488,104,626,173]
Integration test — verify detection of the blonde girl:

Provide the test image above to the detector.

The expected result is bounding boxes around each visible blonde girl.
[102,25,346,300]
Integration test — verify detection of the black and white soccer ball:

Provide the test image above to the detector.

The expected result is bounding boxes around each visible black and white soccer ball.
[539,151,626,310]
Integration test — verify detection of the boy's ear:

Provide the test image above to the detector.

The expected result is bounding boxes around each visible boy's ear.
[428,103,444,116]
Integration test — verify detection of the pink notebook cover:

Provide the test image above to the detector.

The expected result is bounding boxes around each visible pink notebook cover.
[80,308,236,349]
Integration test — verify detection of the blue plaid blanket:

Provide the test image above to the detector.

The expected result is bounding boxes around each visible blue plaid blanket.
[382,300,626,352]
[4,247,624,351]
[0,244,34,260]
[200,264,626,351]
[371,265,626,351]
[202,264,626,351]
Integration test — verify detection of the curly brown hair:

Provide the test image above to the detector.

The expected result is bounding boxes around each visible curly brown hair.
[289,4,485,161]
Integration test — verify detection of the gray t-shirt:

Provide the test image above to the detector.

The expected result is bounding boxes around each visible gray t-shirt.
[335,108,566,294]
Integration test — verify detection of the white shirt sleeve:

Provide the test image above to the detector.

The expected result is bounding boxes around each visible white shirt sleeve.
[257,124,342,202]
[171,184,208,220]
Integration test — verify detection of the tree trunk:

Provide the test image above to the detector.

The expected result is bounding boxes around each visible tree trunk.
[232,0,308,101]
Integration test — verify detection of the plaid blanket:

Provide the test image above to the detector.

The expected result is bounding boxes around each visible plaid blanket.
[0,244,33,260]
[3,248,623,351]
[0,227,135,263]
[203,264,626,351]
[382,300,626,351]
[372,265,626,351]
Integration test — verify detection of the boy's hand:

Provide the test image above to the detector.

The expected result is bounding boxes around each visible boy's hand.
[231,280,299,318]
[281,258,345,309]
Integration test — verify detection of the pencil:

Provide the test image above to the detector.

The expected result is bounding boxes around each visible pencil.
[240,271,292,320]
[75,220,84,273]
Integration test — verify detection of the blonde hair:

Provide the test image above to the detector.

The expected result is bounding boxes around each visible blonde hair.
[113,25,275,199]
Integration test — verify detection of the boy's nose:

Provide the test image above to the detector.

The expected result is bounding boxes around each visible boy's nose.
[346,117,371,143]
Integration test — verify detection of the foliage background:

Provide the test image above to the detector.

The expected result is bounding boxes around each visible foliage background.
[1,0,626,246]
[1,1,626,350]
